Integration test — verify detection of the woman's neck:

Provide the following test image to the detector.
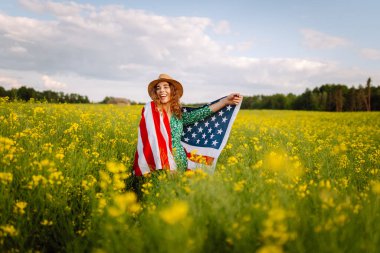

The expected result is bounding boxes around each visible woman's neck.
[158,103,171,114]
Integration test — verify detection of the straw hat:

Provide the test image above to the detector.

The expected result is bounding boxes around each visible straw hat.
[148,73,183,99]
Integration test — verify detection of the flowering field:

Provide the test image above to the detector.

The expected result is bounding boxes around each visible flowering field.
[1,99,380,253]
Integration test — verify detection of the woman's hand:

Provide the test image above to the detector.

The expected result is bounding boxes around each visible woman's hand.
[209,93,243,112]
[223,93,243,106]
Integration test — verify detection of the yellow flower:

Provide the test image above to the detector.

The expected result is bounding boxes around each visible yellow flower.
[159,201,189,225]
[55,152,65,161]
[108,192,141,217]
[256,244,283,253]
[41,220,53,226]
[0,172,13,185]
[227,156,238,165]
[233,180,246,192]
[13,201,27,215]
[33,107,45,115]
[49,171,64,185]
[106,161,126,174]
[252,160,263,169]
[0,225,18,237]
[99,170,112,190]
[370,180,380,194]
[28,175,47,189]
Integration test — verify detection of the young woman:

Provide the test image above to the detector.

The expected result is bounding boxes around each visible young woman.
[133,73,242,176]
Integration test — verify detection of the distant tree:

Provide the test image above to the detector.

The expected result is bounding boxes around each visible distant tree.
[371,86,380,110]
[334,86,343,112]
[347,87,357,111]
[357,85,367,111]
[0,86,6,97]
[366,77,371,111]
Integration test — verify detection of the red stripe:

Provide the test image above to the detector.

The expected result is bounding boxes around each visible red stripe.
[140,107,156,170]
[151,102,170,169]
[133,150,142,176]
[185,148,214,165]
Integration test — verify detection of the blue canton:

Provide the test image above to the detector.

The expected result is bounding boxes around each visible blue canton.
[181,98,237,150]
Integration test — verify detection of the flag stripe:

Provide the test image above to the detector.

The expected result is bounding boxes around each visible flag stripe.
[133,146,142,176]
[160,109,177,169]
[151,102,170,169]
[144,102,163,168]
[133,101,177,176]
[139,110,156,171]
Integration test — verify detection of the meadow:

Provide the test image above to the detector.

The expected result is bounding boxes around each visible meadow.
[0,97,379,253]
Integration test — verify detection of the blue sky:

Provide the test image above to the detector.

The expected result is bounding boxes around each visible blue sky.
[0,0,379,102]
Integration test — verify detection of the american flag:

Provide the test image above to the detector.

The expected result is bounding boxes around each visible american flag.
[181,97,241,173]
[133,101,177,176]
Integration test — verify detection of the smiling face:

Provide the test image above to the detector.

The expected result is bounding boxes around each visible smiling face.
[155,81,172,104]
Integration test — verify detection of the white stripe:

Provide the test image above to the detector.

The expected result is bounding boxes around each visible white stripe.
[136,127,150,175]
[144,102,163,169]
[217,101,241,154]
[187,159,214,173]
[159,116,177,170]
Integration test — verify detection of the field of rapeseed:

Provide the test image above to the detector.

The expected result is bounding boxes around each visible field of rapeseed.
[1,97,379,253]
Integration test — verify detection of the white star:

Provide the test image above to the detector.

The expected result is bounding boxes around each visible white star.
[196,139,200,144]
[187,126,192,132]
[198,127,203,133]
[210,133,215,139]
[212,140,219,146]
[222,117,227,123]
[211,116,216,121]
[208,128,212,133]
[204,139,208,144]
[217,129,223,135]
[214,122,220,128]
[183,108,187,112]
[226,105,232,111]
[192,133,197,138]
[218,110,224,116]
[181,132,185,136]
[202,133,206,139]
[184,137,189,142]
[204,121,209,127]
[194,122,198,126]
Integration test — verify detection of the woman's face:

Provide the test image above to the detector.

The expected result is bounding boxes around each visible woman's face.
[155,81,171,104]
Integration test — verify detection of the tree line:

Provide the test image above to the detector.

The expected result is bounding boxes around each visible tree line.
[241,78,380,111]
[1,78,379,111]
[0,86,89,103]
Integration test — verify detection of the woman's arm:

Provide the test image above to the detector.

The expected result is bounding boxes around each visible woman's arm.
[209,93,243,112]
[182,93,243,126]
[183,106,213,126]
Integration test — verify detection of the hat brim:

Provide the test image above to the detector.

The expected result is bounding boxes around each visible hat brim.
[148,78,183,99]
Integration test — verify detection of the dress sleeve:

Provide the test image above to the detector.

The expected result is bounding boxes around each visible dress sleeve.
[183,106,213,126]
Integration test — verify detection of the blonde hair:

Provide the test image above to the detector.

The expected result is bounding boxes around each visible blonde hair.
[150,83,182,119]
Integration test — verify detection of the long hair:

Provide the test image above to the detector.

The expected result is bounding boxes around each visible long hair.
[150,83,182,119]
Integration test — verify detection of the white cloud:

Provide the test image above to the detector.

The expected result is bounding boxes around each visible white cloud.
[0,76,25,88]
[213,20,231,34]
[0,1,375,102]
[19,0,94,17]
[360,48,380,60]
[9,46,27,54]
[301,28,350,49]
[42,75,67,89]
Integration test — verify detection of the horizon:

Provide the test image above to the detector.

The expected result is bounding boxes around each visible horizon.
[2,80,375,104]
[0,0,379,103]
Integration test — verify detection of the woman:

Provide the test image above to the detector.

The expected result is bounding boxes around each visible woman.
[133,73,242,176]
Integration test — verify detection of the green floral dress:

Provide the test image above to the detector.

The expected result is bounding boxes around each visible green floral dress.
[170,106,213,171]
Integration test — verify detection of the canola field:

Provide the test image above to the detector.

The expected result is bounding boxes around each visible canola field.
[1,98,380,253]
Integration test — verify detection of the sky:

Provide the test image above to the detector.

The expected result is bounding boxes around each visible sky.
[0,0,379,103]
